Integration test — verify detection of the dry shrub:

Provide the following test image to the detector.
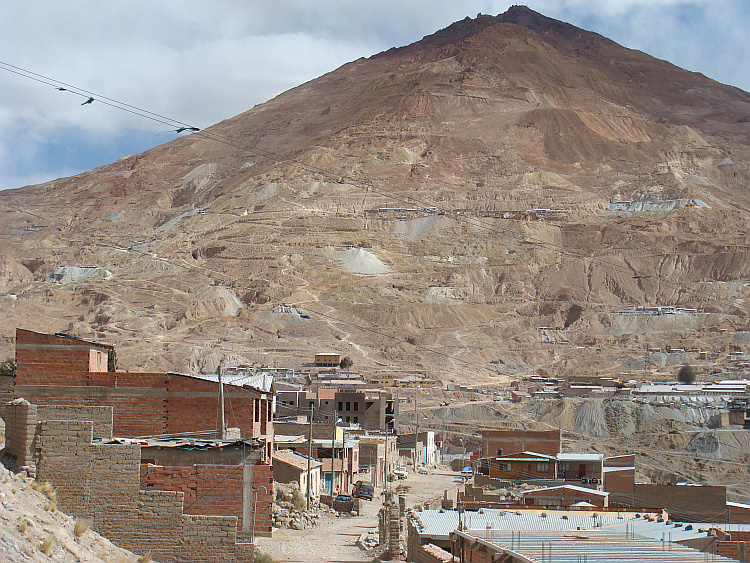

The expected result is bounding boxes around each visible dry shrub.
[73,518,89,538]
[41,536,53,556]
[44,502,57,512]
[254,552,279,563]
[46,489,57,502]
[18,520,28,533]
[138,552,153,563]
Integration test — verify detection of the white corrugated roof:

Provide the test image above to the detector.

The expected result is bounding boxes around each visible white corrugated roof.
[454,529,734,563]
[522,484,609,497]
[557,453,603,461]
[412,510,708,543]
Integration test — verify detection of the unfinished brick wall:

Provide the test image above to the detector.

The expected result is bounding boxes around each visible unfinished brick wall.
[481,429,561,457]
[407,519,456,563]
[14,328,273,442]
[0,375,15,418]
[33,418,254,562]
[717,540,749,562]
[140,462,274,537]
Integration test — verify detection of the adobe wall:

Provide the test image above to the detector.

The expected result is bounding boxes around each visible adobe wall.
[4,401,113,472]
[0,375,15,418]
[4,399,38,472]
[33,417,254,562]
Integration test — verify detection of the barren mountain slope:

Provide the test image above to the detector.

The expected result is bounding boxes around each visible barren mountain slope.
[2,6,750,381]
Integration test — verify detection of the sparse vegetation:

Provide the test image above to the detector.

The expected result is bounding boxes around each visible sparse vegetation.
[0,358,15,376]
[339,356,353,369]
[291,488,307,511]
[74,517,89,538]
[41,535,54,556]
[18,520,28,533]
[138,552,153,563]
[254,552,279,563]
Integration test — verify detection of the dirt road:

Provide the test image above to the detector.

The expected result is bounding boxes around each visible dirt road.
[254,467,462,562]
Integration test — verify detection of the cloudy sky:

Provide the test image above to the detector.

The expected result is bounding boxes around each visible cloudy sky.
[1,0,748,191]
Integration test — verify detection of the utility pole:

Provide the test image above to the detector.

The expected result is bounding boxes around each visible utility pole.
[341,427,347,492]
[330,410,337,494]
[217,363,226,440]
[414,393,419,471]
[306,404,314,505]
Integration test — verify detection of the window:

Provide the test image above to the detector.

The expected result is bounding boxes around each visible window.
[497,463,511,472]
[536,463,549,473]
[353,402,359,411]
[346,401,351,411]
[353,417,358,423]
[338,401,343,411]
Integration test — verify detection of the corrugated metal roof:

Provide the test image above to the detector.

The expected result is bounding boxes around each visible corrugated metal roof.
[412,510,710,543]
[191,371,274,392]
[454,529,734,563]
[603,466,635,473]
[272,449,322,470]
[102,437,261,450]
[557,453,603,461]
[522,485,608,497]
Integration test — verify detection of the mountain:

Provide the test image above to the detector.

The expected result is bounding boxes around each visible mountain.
[2,6,750,383]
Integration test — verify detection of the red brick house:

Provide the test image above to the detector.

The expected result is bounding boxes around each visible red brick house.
[13,329,273,458]
[489,451,556,480]
[481,429,561,458]
[521,484,609,508]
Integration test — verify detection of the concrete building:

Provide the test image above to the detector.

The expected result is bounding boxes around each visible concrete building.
[272,449,322,499]
[278,387,398,432]
[314,352,341,367]
[407,509,733,563]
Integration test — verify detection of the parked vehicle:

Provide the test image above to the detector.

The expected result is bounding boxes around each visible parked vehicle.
[392,466,408,479]
[352,480,374,500]
[335,494,354,502]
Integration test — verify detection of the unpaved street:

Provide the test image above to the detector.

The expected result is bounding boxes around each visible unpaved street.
[255,468,462,562]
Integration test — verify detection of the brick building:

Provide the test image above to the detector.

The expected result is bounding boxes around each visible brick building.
[481,429,561,458]
[13,329,274,458]
[6,400,265,562]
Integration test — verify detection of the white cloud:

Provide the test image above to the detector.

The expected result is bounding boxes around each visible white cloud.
[0,1,748,190]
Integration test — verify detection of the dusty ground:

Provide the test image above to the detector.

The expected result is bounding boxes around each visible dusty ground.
[255,467,462,562]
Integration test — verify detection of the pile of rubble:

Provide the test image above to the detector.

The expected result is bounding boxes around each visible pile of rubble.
[272,485,344,530]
